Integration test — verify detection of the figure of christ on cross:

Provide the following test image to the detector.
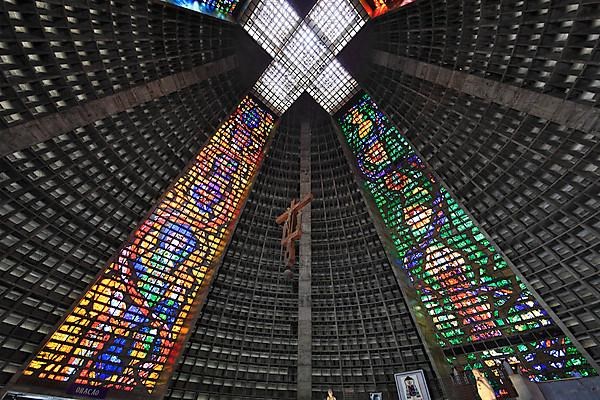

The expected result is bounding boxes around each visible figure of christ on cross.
[276,193,313,278]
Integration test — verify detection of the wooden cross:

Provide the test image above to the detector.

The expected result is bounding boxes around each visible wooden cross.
[276,193,313,272]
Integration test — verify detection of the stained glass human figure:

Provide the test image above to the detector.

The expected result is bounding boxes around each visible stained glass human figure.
[326,388,337,400]
[473,369,497,400]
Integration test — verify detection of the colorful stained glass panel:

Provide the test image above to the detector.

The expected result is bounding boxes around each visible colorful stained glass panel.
[336,93,595,392]
[449,337,596,398]
[161,0,242,20]
[11,96,275,400]
[359,0,415,18]
[338,93,552,347]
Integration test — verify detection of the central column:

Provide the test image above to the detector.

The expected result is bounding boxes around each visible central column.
[297,119,312,400]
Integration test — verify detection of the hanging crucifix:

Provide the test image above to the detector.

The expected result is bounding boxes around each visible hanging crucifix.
[276,193,313,279]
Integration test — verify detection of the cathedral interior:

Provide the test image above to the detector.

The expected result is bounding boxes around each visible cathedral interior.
[0,0,599,399]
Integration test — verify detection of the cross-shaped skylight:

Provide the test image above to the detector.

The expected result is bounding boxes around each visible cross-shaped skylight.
[162,0,414,115]
[242,0,367,114]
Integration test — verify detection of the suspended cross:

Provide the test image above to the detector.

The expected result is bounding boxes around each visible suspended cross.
[276,193,313,277]
[167,0,414,272]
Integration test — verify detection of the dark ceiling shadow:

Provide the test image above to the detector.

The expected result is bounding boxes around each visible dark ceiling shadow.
[283,92,333,125]
[289,0,318,18]
[233,25,272,92]
[338,20,375,86]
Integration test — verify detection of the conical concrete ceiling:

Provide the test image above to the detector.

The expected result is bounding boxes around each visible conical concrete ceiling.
[0,1,599,400]
[164,98,440,399]
[0,1,266,387]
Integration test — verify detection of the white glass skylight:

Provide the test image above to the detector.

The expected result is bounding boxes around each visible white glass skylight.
[282,23,331,82]
[254,58,304,112]
[306,0,366,53]
[240,0,301,57]
[241,0,367,115]
[308,60,359,114]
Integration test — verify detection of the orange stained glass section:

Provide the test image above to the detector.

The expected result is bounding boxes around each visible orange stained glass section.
[13,95,275,399]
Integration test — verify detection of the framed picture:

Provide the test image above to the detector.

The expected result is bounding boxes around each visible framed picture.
[369,392,382,400]
[394,369,432,400]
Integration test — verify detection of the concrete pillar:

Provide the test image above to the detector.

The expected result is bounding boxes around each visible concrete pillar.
[370,50,600,134]
[0,55,238,156]
[508,374,546,400]
[297,120,312,400]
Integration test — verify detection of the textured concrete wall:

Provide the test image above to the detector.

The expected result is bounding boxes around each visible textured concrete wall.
[298,120,313,400]
[0,56,238,156]
[538,376,600,400]
[371,50,600,135]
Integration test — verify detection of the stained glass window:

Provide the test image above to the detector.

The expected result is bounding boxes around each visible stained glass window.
[11,96,275,400]
[449,337,596,397]
[338,93,553,345]
[161,0,242,20]
[337,92,595,396]
[359,0,415,18]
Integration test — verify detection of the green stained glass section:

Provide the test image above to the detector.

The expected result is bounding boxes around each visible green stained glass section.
[338,94,595,398]
[337,93,596,397]
[338,93,552,346]
[448,337,596,397]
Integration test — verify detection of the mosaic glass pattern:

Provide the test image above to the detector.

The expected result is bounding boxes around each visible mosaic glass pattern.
[162,0,241,20]
[450,337,596,398]
[359,0,415,18]
[338,93,553,347]
[337,92,596,393]
[15,96,274,399]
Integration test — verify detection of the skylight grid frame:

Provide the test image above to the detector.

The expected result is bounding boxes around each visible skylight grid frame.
[255,56,357,115]
[305,0,367,54]
[254,59,304,113]
[308,60,359,113]
[240,0,301,57]
[281,22,334,83]
[247,0,368,115]
[253,19,336,115]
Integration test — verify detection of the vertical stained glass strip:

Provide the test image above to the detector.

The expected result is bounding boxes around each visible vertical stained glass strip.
[336,92,594,395]
[338,93,551,346]
[448,337,596,397]
[359,0,415,18]
[161,0,242,20]
[13,96,275,399]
